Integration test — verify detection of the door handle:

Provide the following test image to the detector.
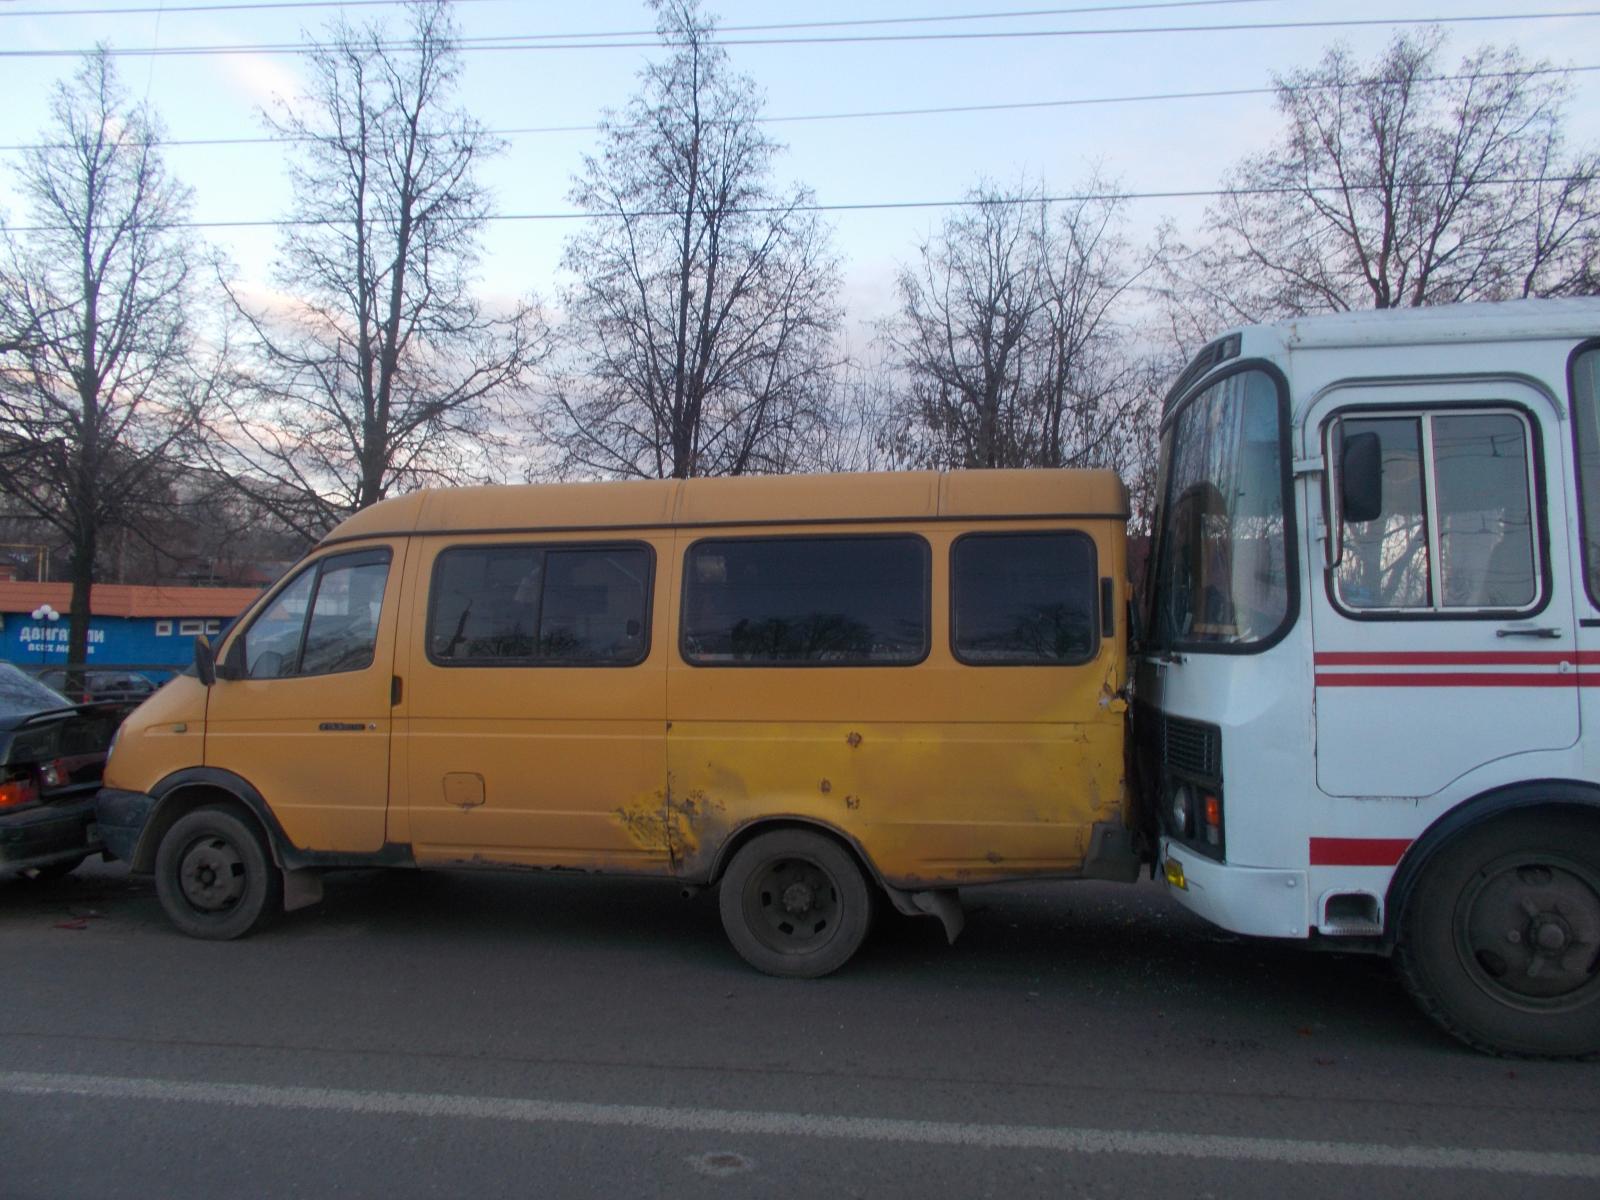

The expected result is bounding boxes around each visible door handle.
[1496,625,1564,639]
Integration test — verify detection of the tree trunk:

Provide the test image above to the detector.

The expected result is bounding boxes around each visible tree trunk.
[65,531,96,699]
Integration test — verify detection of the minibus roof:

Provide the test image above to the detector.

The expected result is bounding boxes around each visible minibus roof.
[321,469,1129,544]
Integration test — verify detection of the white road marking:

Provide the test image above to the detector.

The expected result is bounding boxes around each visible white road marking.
[2,1069,1597,1178]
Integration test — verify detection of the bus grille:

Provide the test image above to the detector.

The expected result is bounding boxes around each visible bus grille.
[1142,707,1221,779]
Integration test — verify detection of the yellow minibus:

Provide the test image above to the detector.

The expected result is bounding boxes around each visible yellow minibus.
[96,469,1137,976]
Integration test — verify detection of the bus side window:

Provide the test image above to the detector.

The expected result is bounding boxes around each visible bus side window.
[1335,411,1537,614]
[1335,417,1429,609]
[1574,347,1600,605]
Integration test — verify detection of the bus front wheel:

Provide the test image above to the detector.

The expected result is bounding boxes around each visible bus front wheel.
[154,805,283,940]
[1396,811,1600,1058]
[718,829,874,978]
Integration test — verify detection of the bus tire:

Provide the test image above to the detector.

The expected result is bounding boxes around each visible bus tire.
[718,828,873,978]
[154,805,283,940]
[1395,810,1600,1059]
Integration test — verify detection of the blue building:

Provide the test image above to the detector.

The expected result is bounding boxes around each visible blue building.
[0,581,264,677]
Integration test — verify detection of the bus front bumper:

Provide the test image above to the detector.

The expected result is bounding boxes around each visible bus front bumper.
[1160,838,1310,939]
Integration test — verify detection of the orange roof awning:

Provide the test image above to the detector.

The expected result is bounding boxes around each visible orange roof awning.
[0,581,264,619]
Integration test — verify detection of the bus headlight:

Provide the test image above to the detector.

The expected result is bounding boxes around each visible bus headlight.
[1170,783,1194,837]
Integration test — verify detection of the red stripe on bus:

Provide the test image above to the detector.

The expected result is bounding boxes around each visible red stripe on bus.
[1309,837,1412,867]
[1315,672,1572,687]
[1314,651,1571,666]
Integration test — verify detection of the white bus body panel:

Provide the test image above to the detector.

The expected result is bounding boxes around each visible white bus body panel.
[1144,299,1600,943]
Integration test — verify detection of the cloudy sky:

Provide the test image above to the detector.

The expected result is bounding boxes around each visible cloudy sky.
[3,0,1597,338]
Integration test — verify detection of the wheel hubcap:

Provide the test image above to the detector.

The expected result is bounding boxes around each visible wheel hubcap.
[1460,856,1600,1005]
[177,835,246,913]
[782,881,815,914]
[744,856,840,955]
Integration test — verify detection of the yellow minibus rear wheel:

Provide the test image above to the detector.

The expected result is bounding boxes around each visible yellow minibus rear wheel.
[718,828,874,978]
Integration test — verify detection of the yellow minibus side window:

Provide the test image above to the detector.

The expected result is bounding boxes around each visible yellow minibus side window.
[427,543,652,667]
[681,535,929,666]
[239,548,391,679]
[951,531,1099,664]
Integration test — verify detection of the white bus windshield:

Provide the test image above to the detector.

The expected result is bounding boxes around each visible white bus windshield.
[1149,368,1290,650]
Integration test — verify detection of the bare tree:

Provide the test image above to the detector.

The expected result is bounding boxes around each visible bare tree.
[541,0,840,480]
[789,350,913,474]
[885,179,1151,473]
[0,50,207,676]
[888,186,1039,470]
[1160,30,1598,332]
[210,0,546,538]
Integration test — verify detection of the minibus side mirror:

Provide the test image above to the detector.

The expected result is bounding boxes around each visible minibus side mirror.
[193,635,216,688]
[1340,430,1383,523]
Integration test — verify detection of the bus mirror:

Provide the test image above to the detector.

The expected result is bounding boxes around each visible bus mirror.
[193,635,216,688]
[1340,431,1383,523]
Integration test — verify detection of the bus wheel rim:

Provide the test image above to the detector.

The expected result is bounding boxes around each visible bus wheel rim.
[744,855,841,955]
[1456,850,1600,1009]
[177,834,247,913]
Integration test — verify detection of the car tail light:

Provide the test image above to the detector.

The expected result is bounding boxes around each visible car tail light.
[0,774,40,809]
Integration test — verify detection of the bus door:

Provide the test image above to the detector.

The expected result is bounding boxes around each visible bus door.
[205,544,403,852]
[399,536,670,872]
[1310,381,1579,801]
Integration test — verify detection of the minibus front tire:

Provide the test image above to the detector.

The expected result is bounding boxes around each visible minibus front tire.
[718,828,874,978]
[1396,810,1600,1059]
[154,805,284,940]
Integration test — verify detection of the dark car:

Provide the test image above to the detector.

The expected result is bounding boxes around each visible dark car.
[0,663,129,881]
[35,668,159,704]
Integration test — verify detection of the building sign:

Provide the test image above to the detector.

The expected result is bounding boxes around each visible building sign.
[18,625,106,656]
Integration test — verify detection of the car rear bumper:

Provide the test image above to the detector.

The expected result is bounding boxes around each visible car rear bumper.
[94,787,155,865]
[0,795,102,877]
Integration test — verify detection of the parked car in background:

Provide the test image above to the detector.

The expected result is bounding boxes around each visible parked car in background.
[35,668,159,704]
[0,663,129,881]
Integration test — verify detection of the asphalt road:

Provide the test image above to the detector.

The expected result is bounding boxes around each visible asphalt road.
[3,858,1597,1199]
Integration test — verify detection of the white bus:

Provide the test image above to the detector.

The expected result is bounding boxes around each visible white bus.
[1136,297,1600,1057]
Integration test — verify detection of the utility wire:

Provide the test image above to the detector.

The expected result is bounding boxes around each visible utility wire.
[0,0,1285,23]
[4,66,1594,154]
[4,11,1597,57]
[6,176,1590,234]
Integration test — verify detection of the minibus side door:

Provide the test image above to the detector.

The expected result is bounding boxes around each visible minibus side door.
[399,535,671,871]
[1310,382,1579,801]
[204,542,405,853]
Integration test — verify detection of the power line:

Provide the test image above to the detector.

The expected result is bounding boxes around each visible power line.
[4,11,1598,58]
[0,0,1284,23]
[2,0,512,14]
[5,65,1595,154]
[6,176,1589,234]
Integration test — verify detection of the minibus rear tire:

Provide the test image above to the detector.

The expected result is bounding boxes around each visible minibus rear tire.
[718,829,873,978]
[154,805,284,940]
[1396,810,1600,1059]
